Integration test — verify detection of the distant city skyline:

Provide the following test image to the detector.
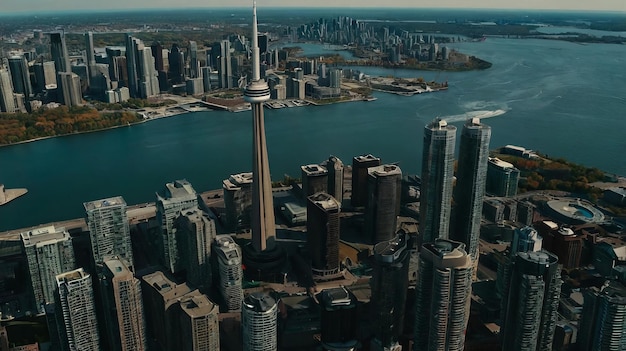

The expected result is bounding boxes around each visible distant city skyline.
[3,0,625,14]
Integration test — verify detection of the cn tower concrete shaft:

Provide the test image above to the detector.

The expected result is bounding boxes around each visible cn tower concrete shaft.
[246,0,275,253]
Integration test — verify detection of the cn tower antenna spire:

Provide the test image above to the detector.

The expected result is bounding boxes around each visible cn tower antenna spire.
[251,0,260,81]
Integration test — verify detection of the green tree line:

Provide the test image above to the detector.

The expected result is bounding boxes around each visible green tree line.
[0,106,139,145]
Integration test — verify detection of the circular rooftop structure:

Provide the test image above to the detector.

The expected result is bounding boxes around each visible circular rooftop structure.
[546,199,605,224]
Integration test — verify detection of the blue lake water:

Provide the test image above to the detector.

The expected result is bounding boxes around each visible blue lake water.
[1,38,625,231]
[535,26,626,37]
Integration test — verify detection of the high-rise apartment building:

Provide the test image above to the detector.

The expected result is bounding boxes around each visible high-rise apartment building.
[351,154,381,207]
[578,281,626,351]
[223,172,253,231]
[365,164,402,244]
[307,192,341,276]
[213,235,244,312]
[325,155,344,205]
[371,233,409,351]
[420,118,456,244]
[21,225,75,314]
[84,196,133,266]
[242,292,279,351]
[175,208,215,288]
[85,32,97,81]
[318,287,358,351]
[301,164,328,198]
[55,268,100,351]
[179,294,220,351]
[156,179,198,273]
[141,271,192,351]
[101,259,147,351]
[50,31,71,74]
[501,250,562,351]
[452,118,491,267]
[414,239,472,351]
[486,157,520,197]
[0,67,16,113]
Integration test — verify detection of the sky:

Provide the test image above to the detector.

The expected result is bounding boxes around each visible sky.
[2,0,625,14]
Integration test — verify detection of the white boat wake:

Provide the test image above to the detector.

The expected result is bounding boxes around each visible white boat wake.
[438,109,509,123]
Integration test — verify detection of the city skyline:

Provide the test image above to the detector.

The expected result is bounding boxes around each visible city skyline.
[2,0,625,14]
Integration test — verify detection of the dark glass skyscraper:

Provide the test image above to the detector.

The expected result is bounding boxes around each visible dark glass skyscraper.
[50,31,71,74]
[420,118,456,244]
[452,118,491,266]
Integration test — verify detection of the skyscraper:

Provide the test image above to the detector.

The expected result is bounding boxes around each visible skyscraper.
[578,281,626,351]
[101,259,147,351]
[351,154,381,207]
[33,61,57,92]
[140,271,193,351]
[8,56,32,98]
[242,292,278,351]
[188,40,199,79]
[213,235,244,312]
[325,155,344,205]
[414,239,472,351]
[50,31,71,74]
[219,40,232,89]
[125,34,140,97]
[452,118,491,268]
[57,72,82,107]
[175,208,215,289]
[419,118,456,244]
[500,250,562,351]
[179,294,220,351]
[84,196,133,267]
[223,172,253,231]
[307,192,341,276]
[21,225,75,314]
[54,268,100,351]
[301,164,328,198]
[486,157,520,197]
[85,32,96,79]
[156,179,198,273]
[371,233,409,351]
[0,67,16,113]
[137,46,160,98]
[318,287,358,351]
[168,44,185,84]
[365,164,402,244]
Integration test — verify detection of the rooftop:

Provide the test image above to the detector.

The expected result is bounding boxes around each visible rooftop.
[20,225,70,247]
[374,233,407,263]
[83,196,126,211]
[142,271,192,306]
[56,268,89,285]
[368,164,402,177]
[179,293,219,318]
[158,179,197,200]
[301,164,328,176]
[421,239,471,269]
[354,154,380,163]
[308,192,340,211]
[223,172,253,190]
[243,292,277,313]
[488,157,516,169]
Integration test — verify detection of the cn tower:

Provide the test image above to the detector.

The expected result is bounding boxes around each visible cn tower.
[244,0,280,264]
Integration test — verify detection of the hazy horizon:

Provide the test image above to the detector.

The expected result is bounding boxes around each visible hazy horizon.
[3,0,625,15]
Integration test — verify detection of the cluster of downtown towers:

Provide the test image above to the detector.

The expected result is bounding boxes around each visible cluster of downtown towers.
[6,8,571,351]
